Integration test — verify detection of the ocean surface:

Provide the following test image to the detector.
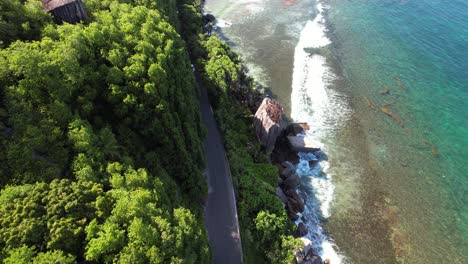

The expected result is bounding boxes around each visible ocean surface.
[204,0,468,263]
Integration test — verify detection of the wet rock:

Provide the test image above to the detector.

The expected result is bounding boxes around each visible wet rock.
[203,13,216,23]
[280,161,296,179]
[271,127,300,164]
[298,122,311,131]
[285,123,307,136]
[308,160,318,167]
[287,209,299,221]
[303,248,323,264]
[296,241,323,264]
[282,173,300,191]
[285,189,305,213]
[300,237,312,255]
[301,258,321,264]
[280,161,293,169]
[287,136,322,152]
[276,187,288,205]
[254,98,284,152]
[295,249,306,263]
[294,222,308,237]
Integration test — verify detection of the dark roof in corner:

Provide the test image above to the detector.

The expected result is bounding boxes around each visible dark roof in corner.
[41,0,78,11]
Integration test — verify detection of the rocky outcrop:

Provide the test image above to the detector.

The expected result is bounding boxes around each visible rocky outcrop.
[252,99,324,263]
[282,173,300,191]
[254,98,284,152]
[287,136,322,152]
[203,13,216,23]
[285,189,304,214]
[286,122,310,135]
[271,122,314,165]
[276,187,288,205]
[277,161,305,221]
[271,132,300,164]
[279,161,296,178]
[295,240,323,264]
[295,222,308,237]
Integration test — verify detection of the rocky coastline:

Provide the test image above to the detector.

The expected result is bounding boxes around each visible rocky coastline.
[254,98,328,264]
[202,11,328,264]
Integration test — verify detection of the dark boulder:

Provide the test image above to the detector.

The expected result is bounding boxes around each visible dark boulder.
[203,13,216,23]
[282,173,300,191]
[286,192,305,214]
[308,160,318,167]
[301,248,323,264]
[294,222,308,237]
[287,136,321,152]
[285,122,308,136]
[287,209,299,221]
[271,124,300,165]
[284,189,305,213]
[276,187,288,205]
[280,161,296,179]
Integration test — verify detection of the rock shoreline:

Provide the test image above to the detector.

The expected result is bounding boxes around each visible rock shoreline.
[202,12,328,264]
[254,98,328,264]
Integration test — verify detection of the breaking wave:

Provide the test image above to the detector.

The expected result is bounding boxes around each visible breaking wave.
[291,2,349,263]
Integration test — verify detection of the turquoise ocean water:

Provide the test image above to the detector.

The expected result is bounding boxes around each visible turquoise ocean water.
[326,0,467,262]
[205,0,467,262]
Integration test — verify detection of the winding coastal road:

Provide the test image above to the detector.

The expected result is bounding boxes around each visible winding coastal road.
[196,71,243,263]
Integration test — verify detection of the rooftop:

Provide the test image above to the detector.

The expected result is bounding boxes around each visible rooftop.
[41,0,78,11]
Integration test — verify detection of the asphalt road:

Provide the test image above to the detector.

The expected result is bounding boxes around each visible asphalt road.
[197,71,243,264]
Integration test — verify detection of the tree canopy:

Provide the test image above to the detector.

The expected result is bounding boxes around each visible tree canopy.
[0,0,209,262]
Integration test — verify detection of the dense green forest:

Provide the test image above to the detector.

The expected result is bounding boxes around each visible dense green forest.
[0,0,301,263]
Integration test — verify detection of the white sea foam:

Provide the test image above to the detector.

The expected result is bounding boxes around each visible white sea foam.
[214,18,232,28]
[290,1,349,263]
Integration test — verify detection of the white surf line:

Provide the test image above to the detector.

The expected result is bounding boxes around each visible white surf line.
[290,2,346,263]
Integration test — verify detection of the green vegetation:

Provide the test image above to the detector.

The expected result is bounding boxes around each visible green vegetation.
[178,1,303,263]
[0,0,51,48]
[0,0,209,262]
[0,0,301,263]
